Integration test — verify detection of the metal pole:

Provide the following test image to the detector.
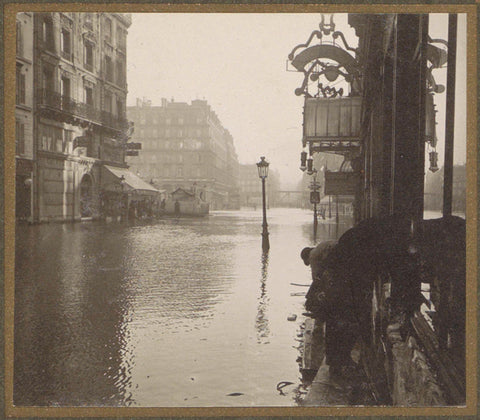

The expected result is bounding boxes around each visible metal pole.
[261,178,270,250]
[313,202,318,240]
[328,195,332,218]
[443,13,457,217]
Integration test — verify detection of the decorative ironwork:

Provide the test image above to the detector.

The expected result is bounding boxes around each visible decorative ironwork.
[318,83,343,98]
[288,14,361,97]
[37,88,128,132]
[319,14,335,35]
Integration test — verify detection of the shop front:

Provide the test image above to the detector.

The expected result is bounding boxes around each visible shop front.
[101,165,161,220]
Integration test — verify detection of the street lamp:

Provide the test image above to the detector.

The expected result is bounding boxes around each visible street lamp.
[308,167,321,240]
[256,156,270,251]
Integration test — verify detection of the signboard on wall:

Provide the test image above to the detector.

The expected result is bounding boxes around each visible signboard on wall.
[303,96,361,153]
[303,96,361,139]
[324,171,358,196]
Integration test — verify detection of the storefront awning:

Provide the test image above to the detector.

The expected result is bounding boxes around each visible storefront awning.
[103,165,161,195]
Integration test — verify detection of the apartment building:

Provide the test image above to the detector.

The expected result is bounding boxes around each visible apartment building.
[32,12,132,221]
[127,98,240,209]
[16,13,35,222]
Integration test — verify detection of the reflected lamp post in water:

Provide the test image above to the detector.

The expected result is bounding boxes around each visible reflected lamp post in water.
[119,175,127,220]
[256,156,270,251]
[255,251,270,343]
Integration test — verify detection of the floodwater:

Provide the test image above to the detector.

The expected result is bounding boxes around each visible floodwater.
[14,208,353,407]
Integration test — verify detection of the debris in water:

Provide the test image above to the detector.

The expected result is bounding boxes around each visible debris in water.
[226,392,244,396]
[287,314,297,321]
[276,381,295,395]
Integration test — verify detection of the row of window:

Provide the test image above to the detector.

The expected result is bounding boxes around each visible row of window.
[40,15,126,86]
[41,14,126,51]
[140,138,206,151]
[143,166,205,178]
[38,124,73,154]
[41,64,125,116]
[137,128,206,139]
[137,115,204,125]
[138,153,203,164]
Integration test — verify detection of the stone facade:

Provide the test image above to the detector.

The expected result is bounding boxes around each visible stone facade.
[16,12,35,221]
[31,13,132,222]
[127,98,240,210]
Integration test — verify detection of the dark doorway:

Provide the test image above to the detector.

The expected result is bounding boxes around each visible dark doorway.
[80,174,93,217]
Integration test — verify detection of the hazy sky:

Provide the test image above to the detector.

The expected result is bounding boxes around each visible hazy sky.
[127,13,467,188]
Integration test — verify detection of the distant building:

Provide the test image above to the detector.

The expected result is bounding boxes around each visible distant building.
[127,98,240,210]
[424,164,466,215]
[31,13,134,222]
[238,163,280,207]
[16,13,34,222]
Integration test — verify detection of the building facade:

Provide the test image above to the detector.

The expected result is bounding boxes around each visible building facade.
[238,163,280,208]
[16,13,35,222]
[31,12,132,222]
[127,98,240,210]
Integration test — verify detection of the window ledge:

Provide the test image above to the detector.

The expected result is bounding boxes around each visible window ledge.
[16,56,32,65]
[16,104,32,112]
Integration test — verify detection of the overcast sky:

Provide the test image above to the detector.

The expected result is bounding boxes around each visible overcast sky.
[127,13,467,189]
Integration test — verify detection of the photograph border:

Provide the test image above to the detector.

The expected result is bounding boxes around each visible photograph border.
[3,1,478,418]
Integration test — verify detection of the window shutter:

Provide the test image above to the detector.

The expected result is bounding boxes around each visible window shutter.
[16,120,25,155]
[16,21,23,56]
[20,73,26,104]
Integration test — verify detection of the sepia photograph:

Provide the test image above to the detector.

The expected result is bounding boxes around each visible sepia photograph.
[5,3,477,417]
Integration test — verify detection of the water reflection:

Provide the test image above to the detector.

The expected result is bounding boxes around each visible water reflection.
[14,223,132,406]
[14,209,355,407]
[255,251,270,344]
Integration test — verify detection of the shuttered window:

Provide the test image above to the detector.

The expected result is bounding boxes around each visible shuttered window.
[15,120,25,155]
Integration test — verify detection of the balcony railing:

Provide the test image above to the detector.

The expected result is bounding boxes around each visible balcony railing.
[37,89,128,132]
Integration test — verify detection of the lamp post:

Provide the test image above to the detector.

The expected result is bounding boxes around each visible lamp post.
[307,158,321,240]
[257,156,270,251]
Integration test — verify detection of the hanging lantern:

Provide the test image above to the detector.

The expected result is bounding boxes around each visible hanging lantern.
[429,151,439,173]
[256,156,270,179]
[307,157,314,174]
[300,151,307,171]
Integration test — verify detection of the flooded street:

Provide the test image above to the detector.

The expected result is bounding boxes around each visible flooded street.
[14,208,353,407]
